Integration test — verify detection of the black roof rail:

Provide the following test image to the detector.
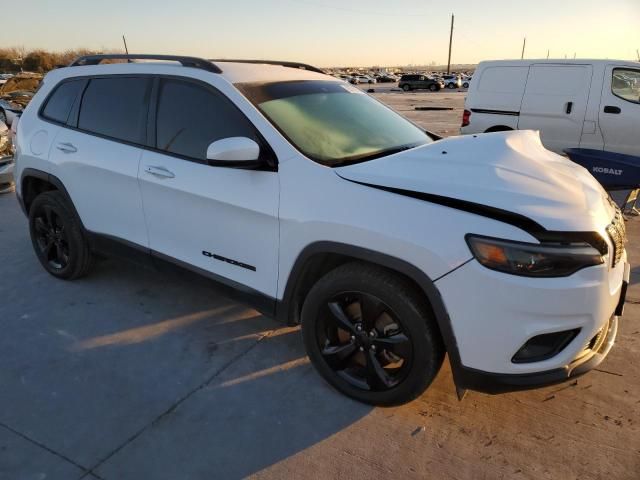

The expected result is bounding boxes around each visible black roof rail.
[209,59,325,75]
[68,54,222,74]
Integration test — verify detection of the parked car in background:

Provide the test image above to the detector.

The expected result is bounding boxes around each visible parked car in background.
[0,120,14,193]
[376,74,397,83]
[350,75,376,84]
[0,73,14,85]
[442,74,462,89]
[461,59,640,156]
[0,73,42,126]
[398,74,443,92]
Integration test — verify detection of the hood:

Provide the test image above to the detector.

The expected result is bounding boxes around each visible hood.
[335,130,615,233]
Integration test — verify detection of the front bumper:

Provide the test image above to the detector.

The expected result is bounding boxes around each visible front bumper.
[455,314,619,394]
[436,251,628,392]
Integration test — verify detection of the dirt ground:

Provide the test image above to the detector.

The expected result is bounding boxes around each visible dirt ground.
[0,89,638,480]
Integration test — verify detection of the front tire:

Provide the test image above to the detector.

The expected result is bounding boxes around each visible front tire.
[29,191,94,280]
[301,263,445,406]
[429,84,438,92]
[402,84,411,92]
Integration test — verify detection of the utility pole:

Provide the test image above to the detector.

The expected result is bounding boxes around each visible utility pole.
[447,14,454,74]
[521,37,526,59]
[547,49,549,59]
[122,35,129,54]
[637,49,640,61]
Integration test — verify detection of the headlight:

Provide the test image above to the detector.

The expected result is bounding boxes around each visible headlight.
[465,235,604,277]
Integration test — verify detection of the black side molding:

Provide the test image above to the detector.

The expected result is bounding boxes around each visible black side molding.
[470,108,520,116]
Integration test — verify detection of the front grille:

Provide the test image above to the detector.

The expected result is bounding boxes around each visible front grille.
[606,209,626,268]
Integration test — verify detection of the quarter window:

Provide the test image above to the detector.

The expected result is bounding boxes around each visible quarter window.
[78,77,151,144]
[612,68,640,104]
[41,79,85,124]
[155,79,259,161]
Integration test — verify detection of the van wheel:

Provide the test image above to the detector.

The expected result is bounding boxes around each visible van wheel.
[301,263,445,406]
[29,191,94,280]
[402,84,411,92]
[429,84,438,92]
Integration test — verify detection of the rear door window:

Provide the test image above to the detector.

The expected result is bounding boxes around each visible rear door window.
[78,77,151,144]
[41,79,85,124]
[155,79,259,162]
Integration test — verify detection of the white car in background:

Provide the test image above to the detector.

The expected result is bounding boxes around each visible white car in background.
[350,75,376,84]
[14,54,628,405]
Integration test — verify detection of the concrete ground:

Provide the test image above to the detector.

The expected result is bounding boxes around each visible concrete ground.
[1,92,639,479]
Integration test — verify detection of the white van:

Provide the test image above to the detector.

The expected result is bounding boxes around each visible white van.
[461,60,640,156]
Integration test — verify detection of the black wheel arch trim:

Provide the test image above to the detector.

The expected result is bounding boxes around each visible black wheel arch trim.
[19,168,87,230]
[276,241,468,386]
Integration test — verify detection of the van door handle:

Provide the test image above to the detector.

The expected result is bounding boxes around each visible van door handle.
[145,165,175,179]
[603,105,621,114]
[565,102,573,114]
[56,142,77,154]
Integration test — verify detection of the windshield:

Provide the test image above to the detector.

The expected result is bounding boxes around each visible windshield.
[237,80,431,167]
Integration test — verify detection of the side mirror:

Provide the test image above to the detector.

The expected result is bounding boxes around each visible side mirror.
[206,137,261,168]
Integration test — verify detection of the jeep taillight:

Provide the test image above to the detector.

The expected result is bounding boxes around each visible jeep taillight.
[462,109,471,127]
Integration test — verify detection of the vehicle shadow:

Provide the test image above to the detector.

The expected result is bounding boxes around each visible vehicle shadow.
[62,257,373,478]
[95,324,373,479]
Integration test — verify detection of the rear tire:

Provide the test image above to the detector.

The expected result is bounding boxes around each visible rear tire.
[462,82,469,88]
[447,82,456,89]
[429,84,438,92]
[28,191,93,280]
[301,262,445,406]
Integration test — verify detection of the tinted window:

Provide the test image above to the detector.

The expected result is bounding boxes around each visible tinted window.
[42,80,84,124]
[78,77,150,144]
[156,79,258,161]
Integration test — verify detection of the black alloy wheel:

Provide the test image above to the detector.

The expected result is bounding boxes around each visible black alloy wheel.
[301,263,445,406]
[33,204,70,270]
[318,291,413,391]
[28,191,94,279]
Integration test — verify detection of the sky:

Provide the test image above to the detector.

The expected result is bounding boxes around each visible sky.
[3,0,639,67]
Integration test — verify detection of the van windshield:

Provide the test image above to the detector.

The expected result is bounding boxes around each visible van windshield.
[237,80,431,167]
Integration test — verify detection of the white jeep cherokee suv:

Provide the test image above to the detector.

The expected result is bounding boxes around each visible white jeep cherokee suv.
[14,55,629,405]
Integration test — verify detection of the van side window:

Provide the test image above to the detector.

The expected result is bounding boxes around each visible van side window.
[41,80,85,124]
[612,68,640,104]
[78,77,151,144]
[155,79,259,162]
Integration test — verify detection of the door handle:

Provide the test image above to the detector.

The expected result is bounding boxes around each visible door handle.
[145,165,175,179]
[56,142,77,154]
[603,105,621,114]
[565,102,573,115]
